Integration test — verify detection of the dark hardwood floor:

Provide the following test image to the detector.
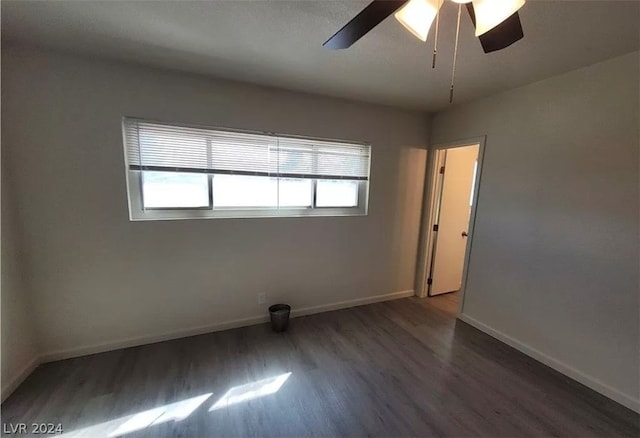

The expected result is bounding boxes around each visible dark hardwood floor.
[2,294,638,437]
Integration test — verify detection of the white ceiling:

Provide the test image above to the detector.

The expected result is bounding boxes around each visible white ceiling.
[2,0,639,111]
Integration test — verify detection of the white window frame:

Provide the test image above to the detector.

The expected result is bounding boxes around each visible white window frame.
[122,118,371,221]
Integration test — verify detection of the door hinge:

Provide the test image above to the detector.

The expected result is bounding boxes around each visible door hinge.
[433,224,439,232]
[427,278,433,285]
[439,166,445,174]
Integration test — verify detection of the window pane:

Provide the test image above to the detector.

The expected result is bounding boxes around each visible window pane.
[212,175,277,208]
[316,180,359,207]
[142,171,209,209]
[278,178,312,207]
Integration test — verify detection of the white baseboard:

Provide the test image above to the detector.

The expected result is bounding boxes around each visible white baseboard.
[1,355,40,402]
[40,289,415,364]
[292,289,415,318]
[458,313,640,413]
[40,314,269,363]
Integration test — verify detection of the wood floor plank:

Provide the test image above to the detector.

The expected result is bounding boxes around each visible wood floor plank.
[2,294,638,437]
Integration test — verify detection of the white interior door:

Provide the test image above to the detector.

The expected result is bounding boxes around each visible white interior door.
[429,144,479,296]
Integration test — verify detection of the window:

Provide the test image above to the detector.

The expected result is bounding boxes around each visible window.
[122,118,371,220]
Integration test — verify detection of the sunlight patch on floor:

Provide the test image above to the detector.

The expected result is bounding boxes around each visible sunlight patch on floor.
[60,393,212,438]
[209,372,292,412]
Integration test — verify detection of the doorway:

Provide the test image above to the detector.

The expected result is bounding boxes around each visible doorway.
[416,138,485,313]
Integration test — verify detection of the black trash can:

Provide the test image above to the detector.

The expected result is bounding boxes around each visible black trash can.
[269,304,291,332]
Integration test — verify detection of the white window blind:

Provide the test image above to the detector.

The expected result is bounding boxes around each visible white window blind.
[124,119,370,181]
[122,118,371,220]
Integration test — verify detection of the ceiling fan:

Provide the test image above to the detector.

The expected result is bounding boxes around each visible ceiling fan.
[323,0,526,103]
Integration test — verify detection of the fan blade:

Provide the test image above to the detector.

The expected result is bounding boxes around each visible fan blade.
[323,0,408,50]
[466,3,524,53]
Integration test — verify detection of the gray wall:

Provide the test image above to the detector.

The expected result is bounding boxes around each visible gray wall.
[1,46,428,360]
[1,159,38,400]
[431,51,639,410]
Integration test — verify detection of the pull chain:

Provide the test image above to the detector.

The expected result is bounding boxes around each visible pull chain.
[450,3,462,103]
[432,0,441,68]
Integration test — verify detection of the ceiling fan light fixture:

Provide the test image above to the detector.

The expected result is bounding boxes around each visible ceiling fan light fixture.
[472,0,525,37]
[394,0,442,42]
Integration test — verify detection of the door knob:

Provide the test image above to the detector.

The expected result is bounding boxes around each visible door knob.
[461,231,468,237]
